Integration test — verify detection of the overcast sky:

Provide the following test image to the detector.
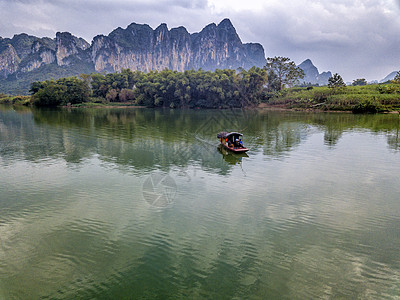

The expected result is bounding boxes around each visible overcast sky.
[1,0,400,82]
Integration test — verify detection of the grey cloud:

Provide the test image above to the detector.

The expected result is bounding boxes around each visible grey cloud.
[0,0,399,81]
[228,0,400,81]
[0,0,210,40]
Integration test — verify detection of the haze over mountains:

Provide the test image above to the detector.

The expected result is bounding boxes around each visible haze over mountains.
[0,18,367,94]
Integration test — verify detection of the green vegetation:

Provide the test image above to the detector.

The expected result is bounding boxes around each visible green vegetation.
[328,73,346,89]
[352,78,367,86]
[30,67,268,108]
[267,84,400,112]
[4,58,400,113]
[31,77,91,107]
[0,93,31,105]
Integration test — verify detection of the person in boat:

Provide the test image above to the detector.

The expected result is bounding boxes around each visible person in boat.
[234,138,243,148]
[228,138,233,147]
[234,138,240,147]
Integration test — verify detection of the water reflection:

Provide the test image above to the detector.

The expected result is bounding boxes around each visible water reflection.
[217,145,249,165]
[1,106,400,299]
[1,107,399,168]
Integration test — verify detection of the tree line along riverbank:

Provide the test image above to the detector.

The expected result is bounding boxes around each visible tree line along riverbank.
[1,59,400,113]
[2,82,400,113]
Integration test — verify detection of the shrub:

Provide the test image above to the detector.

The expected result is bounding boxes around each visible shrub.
[31,77,90,107]
[11,95,31,105]
[352,99,383,114]
[377,84,400,94]
[106,89,118,102]
[32,81,66,107]
[0,95,12,104]
[119,88,135,102]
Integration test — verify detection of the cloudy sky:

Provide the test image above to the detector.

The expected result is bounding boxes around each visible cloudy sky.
[1,0,400,82]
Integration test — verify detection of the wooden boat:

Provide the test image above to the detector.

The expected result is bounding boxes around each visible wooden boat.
[217,132,249,153]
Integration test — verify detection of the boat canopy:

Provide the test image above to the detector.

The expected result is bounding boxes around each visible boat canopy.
[217,132,243,139]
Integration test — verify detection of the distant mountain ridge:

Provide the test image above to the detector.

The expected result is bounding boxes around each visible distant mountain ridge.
[0,32,91,78]
[298,59,331,86]
[91,19,266,73]
[0,19,267,94]
[380,71,398,83]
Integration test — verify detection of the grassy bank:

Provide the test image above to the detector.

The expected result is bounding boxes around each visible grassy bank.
[266,84,400,113]
[0,94,31,106]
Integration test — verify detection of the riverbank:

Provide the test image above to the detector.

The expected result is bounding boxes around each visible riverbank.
[0,94,31,106]
[266,85,400,113]
[64,101,145,109]
[3,83,400,113]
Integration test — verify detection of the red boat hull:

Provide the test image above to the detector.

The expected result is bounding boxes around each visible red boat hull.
[221,143,249,153]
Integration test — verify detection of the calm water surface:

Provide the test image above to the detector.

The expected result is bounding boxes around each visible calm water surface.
[0,106,400,299]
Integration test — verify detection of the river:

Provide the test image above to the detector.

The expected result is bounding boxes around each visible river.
[0,106,399,299]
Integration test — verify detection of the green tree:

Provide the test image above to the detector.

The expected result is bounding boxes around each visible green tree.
[32,81,66,107]
[106,89,118,102]
[29,81,45,94]
[265,56,305,91]
[265,69,280,92]
[352,78,367,86]
[79,73,92,87]
[31,77,90,106]
[328,73,346,89]
[31,68,271,108]
[119,89,135,102]
[90,73,108,97]
[238,67,268,106]
[56,77,91,104]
